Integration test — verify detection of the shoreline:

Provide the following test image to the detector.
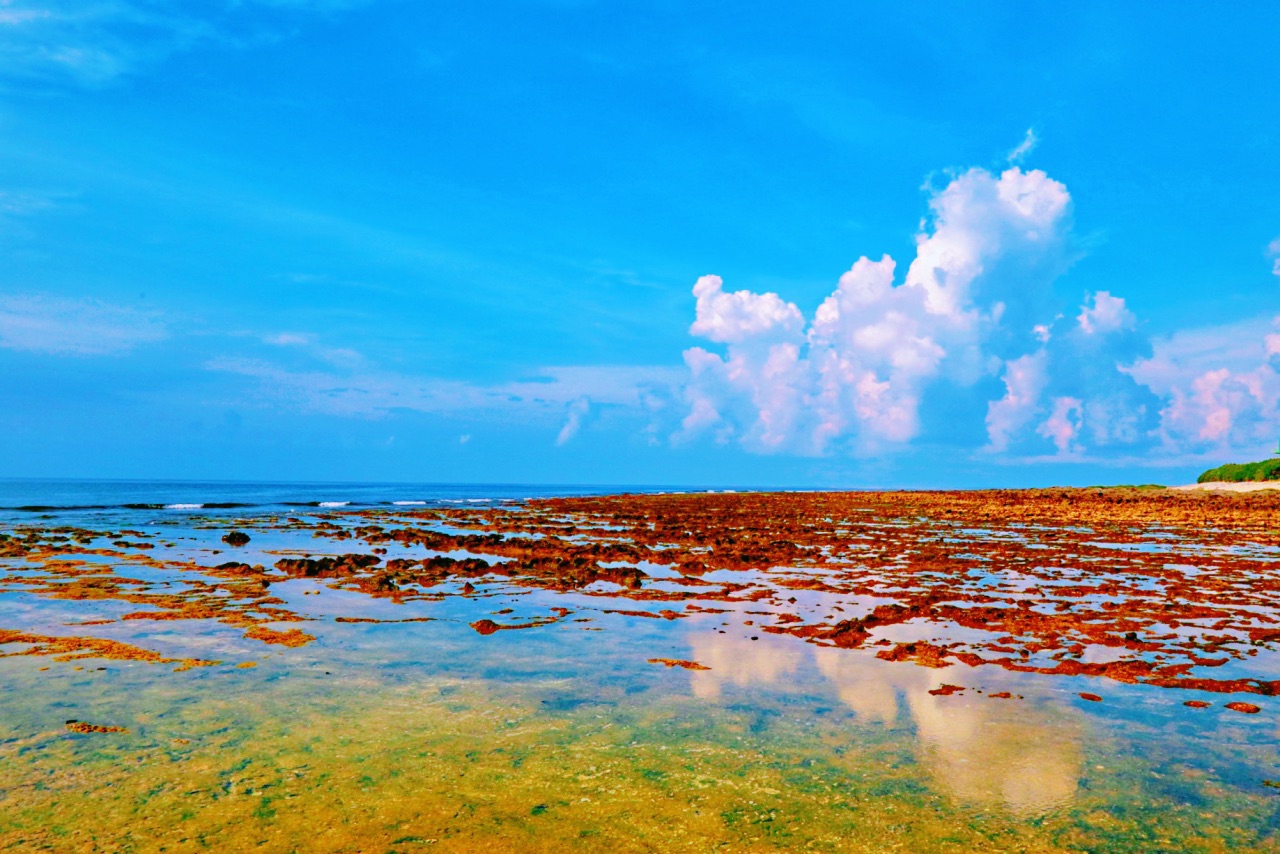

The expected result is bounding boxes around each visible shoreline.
[1170,481,1280,492]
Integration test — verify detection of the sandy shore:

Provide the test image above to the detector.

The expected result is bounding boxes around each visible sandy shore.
[1171,481,1280,492]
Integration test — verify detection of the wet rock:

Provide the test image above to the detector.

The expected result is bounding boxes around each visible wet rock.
[65,720,127,734]
[243,626,314,648]
[274,554,381,578]
[876,641,954,669]
[469,616,558,635]
[1225,701,1262,714]
[647,658,710,670]
[222,531,251,546]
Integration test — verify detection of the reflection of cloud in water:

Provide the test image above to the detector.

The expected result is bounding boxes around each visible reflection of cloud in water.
[908,682,1082,815]
[818,647,1083,816]
[689,632,1082,816]
[812,644,929,724]
[686,632,802,699]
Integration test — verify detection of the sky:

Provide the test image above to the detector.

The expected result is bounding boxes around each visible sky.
[1,1,1278,488]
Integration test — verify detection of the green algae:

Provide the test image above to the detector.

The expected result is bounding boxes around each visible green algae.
[2,638,1280,853]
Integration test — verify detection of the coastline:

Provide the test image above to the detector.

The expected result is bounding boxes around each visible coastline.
[1171,481,1280,492]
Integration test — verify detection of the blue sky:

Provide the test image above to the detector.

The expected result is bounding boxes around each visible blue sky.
[1,1,1278,487]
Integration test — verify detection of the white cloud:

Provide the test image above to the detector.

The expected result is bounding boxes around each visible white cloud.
[675,164,1280,464]
[1160,367,1274,445]
[1037,396,1082,455]
[1117,314,1280,454]
[1077,291,1135,335]
[1007,128,1038,164]
[0,293,165,355]
[680,166,1073,454]
[1128,315,1275,394]
[1269,236,1280,278]
[985,351,1047,452]
[690,274,804,344]
[982,289,1159,456]
[556,397,590,445]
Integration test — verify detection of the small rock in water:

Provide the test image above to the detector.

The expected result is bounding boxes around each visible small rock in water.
[1226,701,1262,714]
[65,720,127,734]
[222,531,251,546]
[647,658,710,671]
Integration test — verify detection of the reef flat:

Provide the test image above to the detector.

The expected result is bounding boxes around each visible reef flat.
[2,488,1280,851]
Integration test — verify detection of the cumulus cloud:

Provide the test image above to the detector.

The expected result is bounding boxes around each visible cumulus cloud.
[984,351,1047,453]
[676,163,1280,463]
[676,160,1280,464]
[1037,396,1083,455]
[1270,237,1280,278]
[1000,289,1159,455]
[944,283,1158,459]
[690,275,805,344]
[1077,291,1135,335]
[1159,366,1279,447]
[679,275,810,450]
[680,166,1074,454]
[0,293,165,355]
[1109,312,1280,456]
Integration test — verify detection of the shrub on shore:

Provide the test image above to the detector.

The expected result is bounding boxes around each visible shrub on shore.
[1197,458,1280,483]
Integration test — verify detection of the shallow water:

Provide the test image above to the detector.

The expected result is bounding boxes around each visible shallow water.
[2,486,1280,851]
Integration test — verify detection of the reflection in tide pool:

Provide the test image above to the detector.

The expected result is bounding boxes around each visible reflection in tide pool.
[688,631,803,700]
[690,631,1084,817]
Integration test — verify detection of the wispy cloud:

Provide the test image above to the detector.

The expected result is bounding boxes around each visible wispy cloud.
[206,353,681,445]
[262,332,315,347]
[0,0,367,86]
[0,293,165,355]
[1007,127,1038,164]
[556,397,590,445]
[0,188,64,215]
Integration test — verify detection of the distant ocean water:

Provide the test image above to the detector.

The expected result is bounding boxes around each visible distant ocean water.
[0,479,683,525]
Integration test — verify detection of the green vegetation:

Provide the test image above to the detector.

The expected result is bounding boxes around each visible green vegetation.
[1197,458,1280,483]
[1089,484,1166,490]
